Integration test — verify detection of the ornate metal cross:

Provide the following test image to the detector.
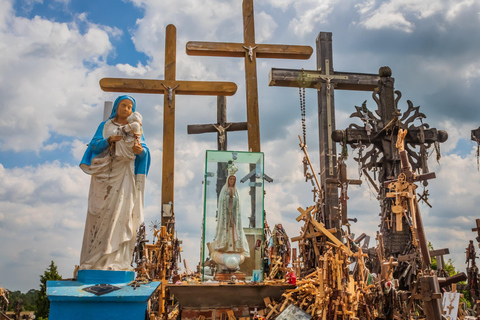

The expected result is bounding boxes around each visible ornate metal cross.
[332,67,448,257]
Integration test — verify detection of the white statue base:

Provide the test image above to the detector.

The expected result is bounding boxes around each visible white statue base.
[211,251,245,272]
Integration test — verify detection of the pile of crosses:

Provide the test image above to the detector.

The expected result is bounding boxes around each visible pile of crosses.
[261,127,458,319]
[456,219,480,317]
[132,223,183,320]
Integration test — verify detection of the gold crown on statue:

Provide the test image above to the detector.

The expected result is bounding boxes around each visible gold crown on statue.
[227,163,238,176]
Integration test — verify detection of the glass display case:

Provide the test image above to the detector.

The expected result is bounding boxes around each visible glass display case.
[201,150,265,282]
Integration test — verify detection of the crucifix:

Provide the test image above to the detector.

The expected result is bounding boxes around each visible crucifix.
[187,96,247,151]
[186,0,313,152]
[187,96,248,198]
[99,24,238,230]
[332,67,448,259]
[269,32,380,235]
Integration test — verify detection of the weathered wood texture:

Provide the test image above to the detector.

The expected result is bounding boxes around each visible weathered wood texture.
[187,43,312,59]
[100,79,237,96]
[186,0,313,152]
[187,122,248,135]
[269,68,379,91]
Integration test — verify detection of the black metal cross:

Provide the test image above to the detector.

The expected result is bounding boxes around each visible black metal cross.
[332,67,448,257]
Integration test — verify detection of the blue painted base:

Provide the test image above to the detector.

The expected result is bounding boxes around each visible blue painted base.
[47,270,160,320]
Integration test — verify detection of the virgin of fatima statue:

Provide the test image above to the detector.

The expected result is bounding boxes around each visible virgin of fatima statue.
[210,164,250,271]
[78,95,150,270]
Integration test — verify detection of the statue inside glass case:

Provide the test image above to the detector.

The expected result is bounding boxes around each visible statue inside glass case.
[210,163,250,272]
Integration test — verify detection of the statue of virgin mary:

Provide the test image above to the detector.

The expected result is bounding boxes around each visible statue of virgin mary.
[78,95,150,271]
[210,164,250,271]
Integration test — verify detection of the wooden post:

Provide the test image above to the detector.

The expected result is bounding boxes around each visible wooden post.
[99,24,237,230]
[186,0,313,152]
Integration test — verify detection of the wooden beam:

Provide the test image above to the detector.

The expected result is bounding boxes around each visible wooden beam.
[269,68,380,91]
[309,218,353,256]
[187,122,248,134]
[100,79,237,96]
[186,42,313,59]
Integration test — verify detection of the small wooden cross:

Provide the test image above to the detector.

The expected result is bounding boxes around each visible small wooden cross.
[429,248,449,270]
[384,216,391,230]
[381,257,398,280]
[446,304,455,315]
[263,297,280,319]
[187,96,247,151]
[187,0,313,152]
[99,24,237,229]
[472,219,480,242]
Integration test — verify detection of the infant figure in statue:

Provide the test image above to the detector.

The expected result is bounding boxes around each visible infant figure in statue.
[117,111,143,147]
[210,163,250,273]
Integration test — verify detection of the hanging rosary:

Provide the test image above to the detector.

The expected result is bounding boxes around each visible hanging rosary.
[299,87,306,145]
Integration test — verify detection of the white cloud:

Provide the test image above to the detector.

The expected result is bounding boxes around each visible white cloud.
[356,0,476,32]
[0,11,118,152]
[289,0,338,37]
[446,0,474,21]
[116,62,151,76]
[265,0,294,11]
[71,139,88,161]
[255,11,278,43]
[0,161,89,289]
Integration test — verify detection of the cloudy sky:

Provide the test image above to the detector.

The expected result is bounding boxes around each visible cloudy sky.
[1,0,480,292]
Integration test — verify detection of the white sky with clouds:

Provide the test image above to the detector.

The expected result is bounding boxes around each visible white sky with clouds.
[1,0,480,292]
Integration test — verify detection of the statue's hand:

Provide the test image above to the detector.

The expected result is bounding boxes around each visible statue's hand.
[132,144,143,154]
[108,135,123,145]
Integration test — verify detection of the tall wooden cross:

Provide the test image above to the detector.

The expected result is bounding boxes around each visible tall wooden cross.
[99,24,238,230]
[186,0,313,152]
[269,32,380,234]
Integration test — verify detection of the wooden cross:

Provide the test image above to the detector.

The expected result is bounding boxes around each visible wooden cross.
[99,24,237,229]
[269,32,380,234]
[473,219,480,242]
[186,0,313,152]
[446,304,455,315]
[381,256,398,280]
[187,96,247,151]
[263,297,280,319]
[429,248,449,270]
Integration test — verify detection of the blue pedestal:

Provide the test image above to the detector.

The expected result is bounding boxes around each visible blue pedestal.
[47,270,160,320]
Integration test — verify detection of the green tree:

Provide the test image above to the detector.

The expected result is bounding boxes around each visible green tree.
[36,260,62,320]
[7,289,38,312]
